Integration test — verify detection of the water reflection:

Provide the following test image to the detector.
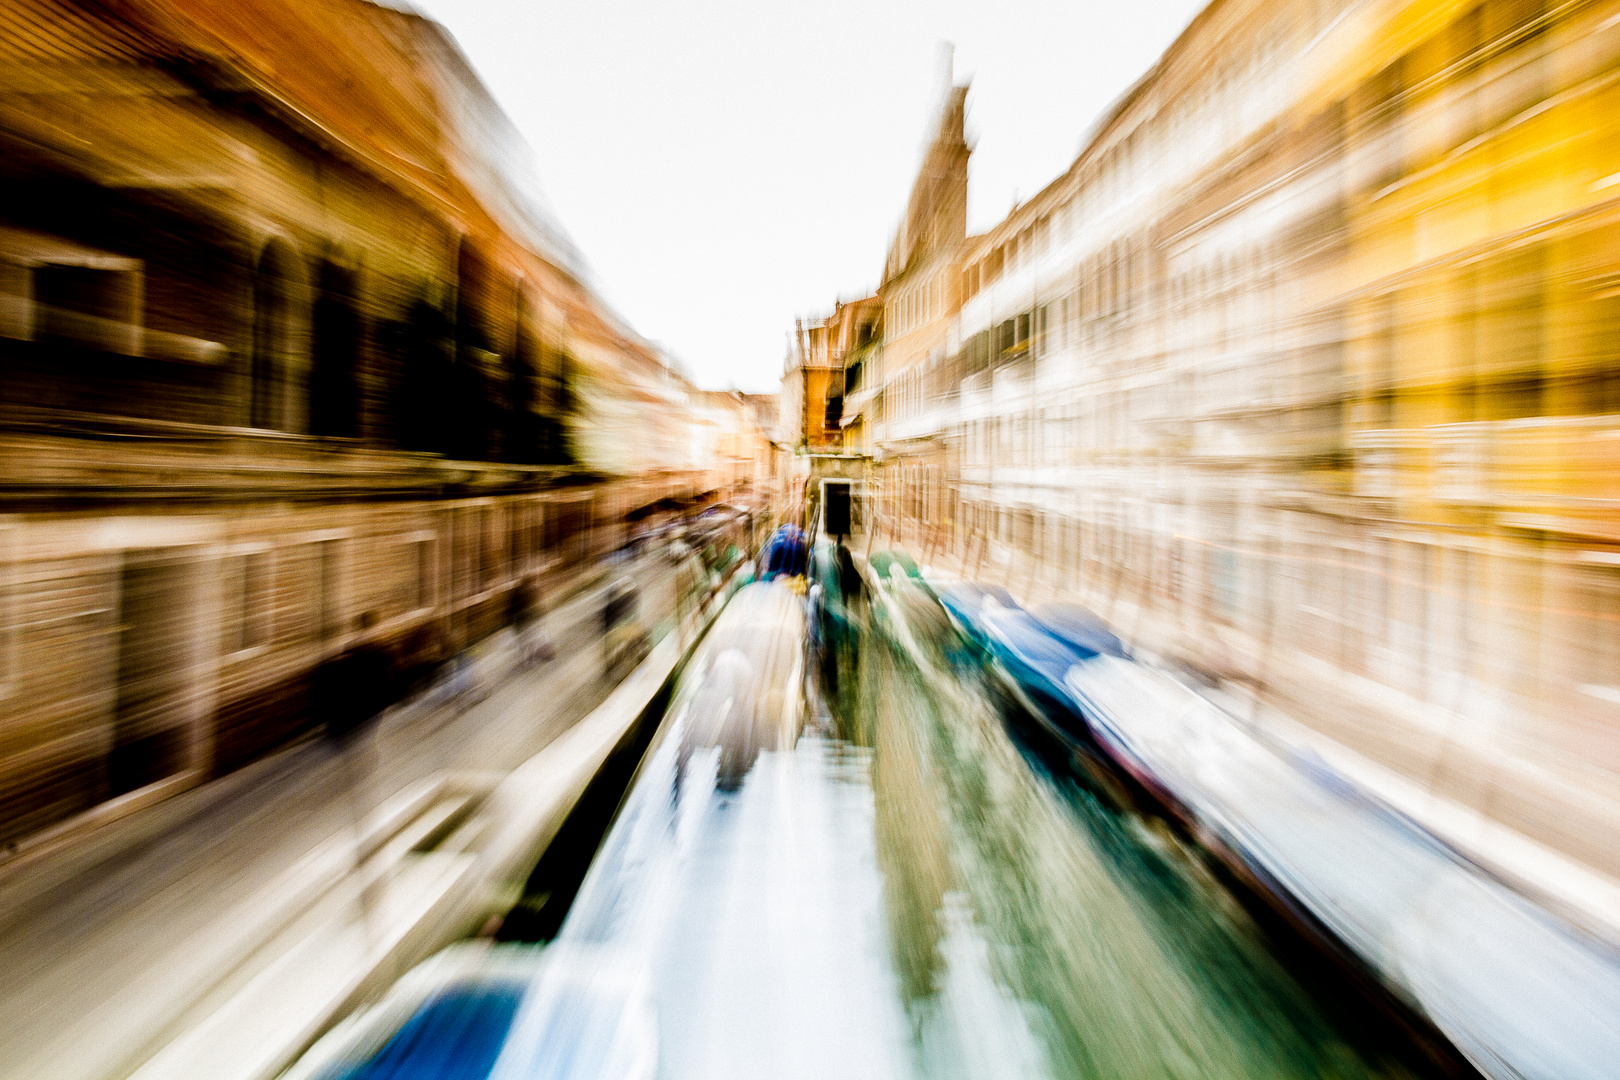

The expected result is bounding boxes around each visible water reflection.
[401,577,1428,1078]
[859,585,1420,1080]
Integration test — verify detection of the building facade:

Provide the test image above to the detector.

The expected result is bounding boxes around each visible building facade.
[780,298,880,524]
[0,0,713,848]
[685,389,784,502]
[864,0,1620,883]
[868,83,971,547]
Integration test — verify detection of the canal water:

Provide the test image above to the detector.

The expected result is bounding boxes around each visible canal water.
[850,596,1423,1080]
[476,578,1437,1080]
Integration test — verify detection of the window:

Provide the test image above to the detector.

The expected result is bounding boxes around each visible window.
[310,262,360,439]
[481,505,506,590]
[0,524,14,697]
[1358,56,1406,191]
[521,501,546,576]
[509,505,528,577]
[223,548,273,653]
[1481,244,1548,420]
[1,230,144,353]
[34,263,143,354]
[454,507,478,598]
[1574,555,1620,695]
[317,538,345,642]
[251,241,294,431]
[388,533,435,614]
[966,330,990,374]
[414,537,434,610]
[111,550,194,795]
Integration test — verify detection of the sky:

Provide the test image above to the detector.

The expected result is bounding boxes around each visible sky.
[411,0,1207,392]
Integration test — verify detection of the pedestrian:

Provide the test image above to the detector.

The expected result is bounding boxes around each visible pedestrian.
[834,537,862,606]
[507,577,552,665]
[314,610,395,745]
[312,611,394,941]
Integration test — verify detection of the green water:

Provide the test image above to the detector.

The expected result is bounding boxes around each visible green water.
[843,606,1424,1080]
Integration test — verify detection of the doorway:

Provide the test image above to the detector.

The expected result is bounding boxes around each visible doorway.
[110,550,199,796]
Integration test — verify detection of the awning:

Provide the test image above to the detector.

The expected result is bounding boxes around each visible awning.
[839,384,879,426]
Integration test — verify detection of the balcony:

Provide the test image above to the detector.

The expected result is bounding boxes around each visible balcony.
[1351,416,1620,515]
[840,384,880,427]
[0,423,566,502]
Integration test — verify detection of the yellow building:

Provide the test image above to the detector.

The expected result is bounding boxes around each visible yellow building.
[866,0,1620,887]
[1331,0,1620,826]
[779,298,880,525]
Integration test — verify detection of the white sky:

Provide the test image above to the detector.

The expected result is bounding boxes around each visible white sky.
[411,0,1206,392]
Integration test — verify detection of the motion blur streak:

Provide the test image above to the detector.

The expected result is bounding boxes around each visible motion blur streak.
[791,0,1620,967]
[0,0,779,851]
[0,0,777,1074]
[5,0,1620,1078]
[296,567,1432,1080]
[856,606,1394,1080]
